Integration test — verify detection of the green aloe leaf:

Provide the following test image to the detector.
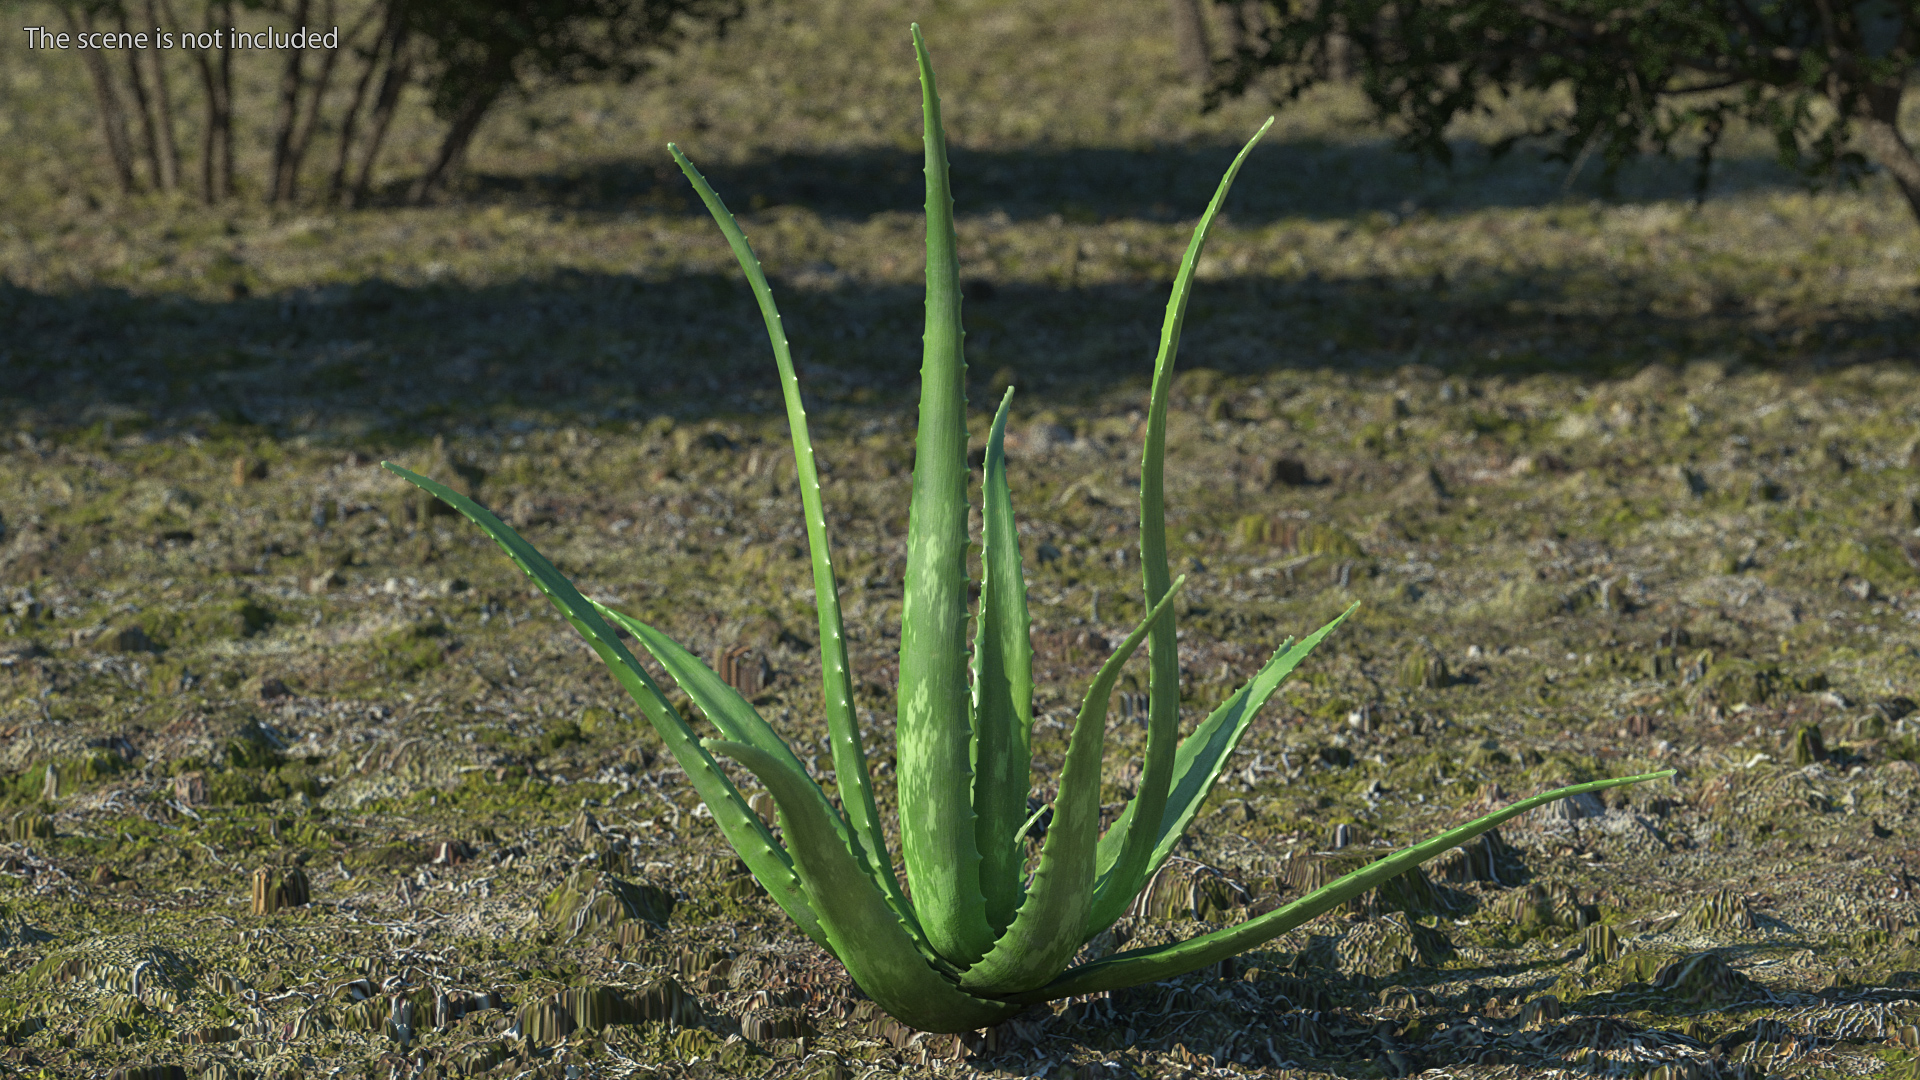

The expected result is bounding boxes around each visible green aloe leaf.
[379,463,832,953]
[971,387,1034,936]
[1087,602,1355,936]
[960,577,1184,994]
[667,144,907,930]
[1111,116,1276,937]
[1014,769,1676,1003]
[704,737,1020,1033]
[590,603,931,954]
[383,27,1700,1040]
[896,23,995,967]
[595,605,811,782]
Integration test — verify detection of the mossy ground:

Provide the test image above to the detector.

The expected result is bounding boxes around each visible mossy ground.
[4,0,1920,1076]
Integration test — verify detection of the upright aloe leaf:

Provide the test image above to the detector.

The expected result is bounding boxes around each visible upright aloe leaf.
[896,24,995,966]
[591,604,930,957]
[972,388,1034,935]
[390,27,1683,1037]
[705,737,1020,1033]
[666,145,909,934]
[1088,601,1351,936]
[961,579,1183,994]
[1106,116,1276,935]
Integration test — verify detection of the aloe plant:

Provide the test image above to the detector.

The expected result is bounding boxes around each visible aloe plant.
[384,26,1672,1034]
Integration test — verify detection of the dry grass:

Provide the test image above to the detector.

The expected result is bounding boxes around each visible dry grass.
[1,1,1920,1077]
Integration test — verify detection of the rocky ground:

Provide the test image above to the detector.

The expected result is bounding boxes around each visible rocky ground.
[4,354,1920,1079]
[5,0,1920,1077]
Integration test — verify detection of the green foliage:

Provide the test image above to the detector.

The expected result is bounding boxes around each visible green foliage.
[50,0,753,209]
[384,27,1669,1034]
[209,770,275,805]
[1396,648,1449,690]
[1790,722,1828,766]
[577,707,618,737]
[3,762,54,808]
[543,720,585,751]
[1216,1,1920,220]
[373,620,450,675]
[224,731,283,772]
[397,0,751,200]
[1691,657,1827,707]
[277,761,326,800]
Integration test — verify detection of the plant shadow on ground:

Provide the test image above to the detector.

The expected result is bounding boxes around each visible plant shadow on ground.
[981,948,1801,1078]
[4,260,1914,436]
[454,140,1812,225]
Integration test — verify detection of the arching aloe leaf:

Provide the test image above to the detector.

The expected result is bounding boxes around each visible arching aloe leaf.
[961,578,1183,994]
[1087,602,1355,937]
[590,603,932,955]
[1015,769,1677,1003]
[972,387,1034,936]
[705,738,1021,1033]
[395,24,1691,1041]
[667,144,905,931]
[1114,116,1277,947]
[379,463,832,953]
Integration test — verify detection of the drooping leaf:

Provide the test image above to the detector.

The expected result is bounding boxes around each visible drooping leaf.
[705,738,1020,1034]
[1016,770,1676,1003]
[895,23,995,967]
[668,144,906,929]
[1110,117,1277,935]
[971,387,1034,936]
[380,463,832,953]
[961,578,1183,994]
[593,603,931,954]
[1088,602,1354,936]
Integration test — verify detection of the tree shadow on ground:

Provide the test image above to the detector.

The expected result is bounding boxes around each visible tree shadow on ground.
[2,260,1912,439]
[444,139,1812,225]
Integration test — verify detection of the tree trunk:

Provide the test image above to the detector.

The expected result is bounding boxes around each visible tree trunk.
[116,7,166,190]
[281,0,365,206]
[409,76,507,204]
[1169,0,1214,85]
[1323,24,1352,82]
[145,0,182,191]
[183,0,237,202]
[350,19,413,207]
[167,0,217,200]
[329,1,397,204]
[175,0,234,202]
[167,0,227,202]
[1854,85,1920,226]
[65,6,137,193]
[270,0,312,204]
[218,1,234,199]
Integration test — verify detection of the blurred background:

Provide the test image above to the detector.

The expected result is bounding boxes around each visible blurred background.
[4,0,1915,441]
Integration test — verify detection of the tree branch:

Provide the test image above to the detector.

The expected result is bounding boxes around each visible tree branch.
[270,0,313,205]
[64,5,136,194]
[145,0,182,192]
[330,0,398,205]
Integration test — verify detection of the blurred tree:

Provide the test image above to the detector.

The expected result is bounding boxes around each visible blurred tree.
[1210,1,1920,222]
[1170,0,1216,84]
[53,1,142,193]
[328,0,411,206]
[157,0,236,202]
[396,0,747,204]
[46,0,745,207]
